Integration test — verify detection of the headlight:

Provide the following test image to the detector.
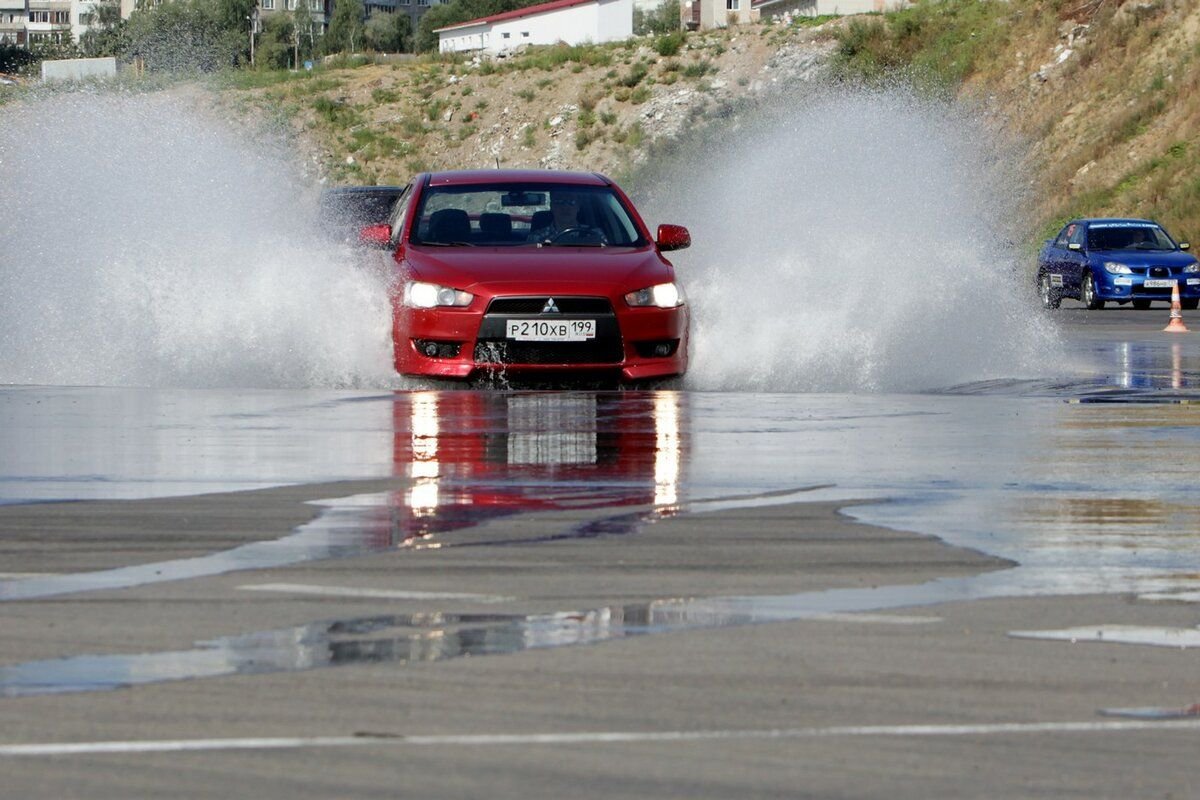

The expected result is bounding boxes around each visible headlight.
[1103,262,1133,275]
[624,282,684,308]
[403,281,474,309]
[1184,263,1200,273]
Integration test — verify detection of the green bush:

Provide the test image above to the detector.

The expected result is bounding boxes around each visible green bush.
[655,31,685,57]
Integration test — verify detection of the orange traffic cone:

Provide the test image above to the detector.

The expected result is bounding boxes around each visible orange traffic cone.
[1164,282,1190,333]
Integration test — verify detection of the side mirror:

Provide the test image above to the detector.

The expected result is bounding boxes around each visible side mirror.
[656,224,691,252]
[1067,242,1082,251]
[359,223,392,249]
[1181,242,1191,251]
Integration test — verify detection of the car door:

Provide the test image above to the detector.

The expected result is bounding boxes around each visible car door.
[1064,222,1089,298]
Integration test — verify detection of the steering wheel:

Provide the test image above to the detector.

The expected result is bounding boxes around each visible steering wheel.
[550,226,606,244]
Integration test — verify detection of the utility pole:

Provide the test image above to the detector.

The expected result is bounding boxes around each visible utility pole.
[247,7,258,67]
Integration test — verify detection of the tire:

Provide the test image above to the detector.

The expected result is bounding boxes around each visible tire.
[1184,299,1199,311]
[1082,272,1105,310]
[1038,273,1061,309]
[1132,299,1152,310]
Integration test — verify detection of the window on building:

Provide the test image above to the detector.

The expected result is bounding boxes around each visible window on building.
[521,30,529,37]
[501,31,509,38]
[726,0,739,8]
[261,0,274,9]
[52,10,68,23]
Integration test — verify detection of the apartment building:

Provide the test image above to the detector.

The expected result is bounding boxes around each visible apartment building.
[1,0,26,46]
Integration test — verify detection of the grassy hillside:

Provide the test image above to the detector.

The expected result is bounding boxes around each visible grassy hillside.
[211,0,1199,246]
[218,20,831,187]
[833,0,1200,243]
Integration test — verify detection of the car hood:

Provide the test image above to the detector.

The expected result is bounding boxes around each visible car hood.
[400,246,674,295]
[1090,250,1199,267]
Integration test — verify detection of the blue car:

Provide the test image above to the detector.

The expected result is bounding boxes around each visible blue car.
[1036,218,1199,309]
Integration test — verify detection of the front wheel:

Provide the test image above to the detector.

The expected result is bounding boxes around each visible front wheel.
[1038,273,1060,309]
[1082,272,1105,310]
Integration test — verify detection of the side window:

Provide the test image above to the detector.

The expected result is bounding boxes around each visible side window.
[389,185,412,243]
[1054,225,1072,248]
[1069,224,1086,247]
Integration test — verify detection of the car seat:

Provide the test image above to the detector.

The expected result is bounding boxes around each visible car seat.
[528,210,555,238]
[427,209,471,243]
[479,212,513,241]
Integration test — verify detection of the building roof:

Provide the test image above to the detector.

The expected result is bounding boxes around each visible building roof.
[435,0,598,33]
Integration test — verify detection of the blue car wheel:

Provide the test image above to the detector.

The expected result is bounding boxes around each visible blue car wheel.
[1038,272,1060,309]
[1082,271,1105,310]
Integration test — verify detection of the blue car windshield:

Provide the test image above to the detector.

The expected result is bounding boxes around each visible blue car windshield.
[1087,225,1176,252]
[410,184,647,247]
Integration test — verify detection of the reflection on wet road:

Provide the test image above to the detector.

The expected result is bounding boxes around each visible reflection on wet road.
[3,314,1200,693]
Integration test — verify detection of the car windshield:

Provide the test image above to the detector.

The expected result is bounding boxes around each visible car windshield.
[1087,224,1176,251]
[409,183,646,247]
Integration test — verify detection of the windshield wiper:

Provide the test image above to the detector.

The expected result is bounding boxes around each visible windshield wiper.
[537,240,607,248]
[418,241,475,247]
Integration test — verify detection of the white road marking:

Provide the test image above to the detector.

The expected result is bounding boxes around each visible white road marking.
[1140,590,1200,604]
[6,719,1200,757]
[0,573,57,579]
[1009,625,1200,648]
[237,583,513,603]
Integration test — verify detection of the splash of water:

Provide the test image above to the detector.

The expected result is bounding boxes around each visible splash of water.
[0,89,397,389]
[642,84,1061,393]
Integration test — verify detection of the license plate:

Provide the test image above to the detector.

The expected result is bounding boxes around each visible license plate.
[1144,279,1177,288]
[506,319,595,341]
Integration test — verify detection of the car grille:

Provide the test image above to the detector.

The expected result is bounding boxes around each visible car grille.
[1149,266,1171,278]
[474,340,624,365]
[476,295,622,365]
[486,297,614,315]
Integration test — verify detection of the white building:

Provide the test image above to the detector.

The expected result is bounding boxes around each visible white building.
[437,0,632,56]
[751,0,907,21]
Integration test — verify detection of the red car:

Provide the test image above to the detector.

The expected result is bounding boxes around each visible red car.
[363,170,691,383]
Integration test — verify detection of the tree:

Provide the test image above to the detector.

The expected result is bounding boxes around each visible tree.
[325,0,365,54]
[257,12,295,68]
[0,43,38,74]
[79,1,127,58]
[292,0,320,65]
[364,10,410,53]
[634,0,680,35]
[124,0,244,72]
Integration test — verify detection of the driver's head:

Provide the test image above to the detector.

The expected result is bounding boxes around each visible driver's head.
[550,191,581,228]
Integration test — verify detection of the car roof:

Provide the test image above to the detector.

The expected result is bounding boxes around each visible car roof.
[1075,217,1159,225]
[424,169,611,187]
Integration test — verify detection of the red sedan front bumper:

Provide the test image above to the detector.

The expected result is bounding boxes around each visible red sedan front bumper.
[392,298,688,383]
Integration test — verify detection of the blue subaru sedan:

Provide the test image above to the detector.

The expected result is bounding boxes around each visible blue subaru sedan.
[1036,218,1199,309]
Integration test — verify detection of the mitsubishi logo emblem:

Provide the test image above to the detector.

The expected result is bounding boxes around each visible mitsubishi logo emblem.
[542,298,560,314]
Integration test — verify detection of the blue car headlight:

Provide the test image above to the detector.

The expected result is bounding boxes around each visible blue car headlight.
[1103,261,1133,275]
[1184,263,1200,274]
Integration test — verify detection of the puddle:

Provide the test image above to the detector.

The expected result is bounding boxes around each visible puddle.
[0,583,957,697]
[5,347,1200,694]
[1008,625,1200,649]
[1099,704,1200,720]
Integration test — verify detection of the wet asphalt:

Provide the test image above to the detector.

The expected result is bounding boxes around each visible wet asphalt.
[2,307,1199,799]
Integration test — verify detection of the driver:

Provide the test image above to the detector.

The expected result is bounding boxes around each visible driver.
[528,191,583,241]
